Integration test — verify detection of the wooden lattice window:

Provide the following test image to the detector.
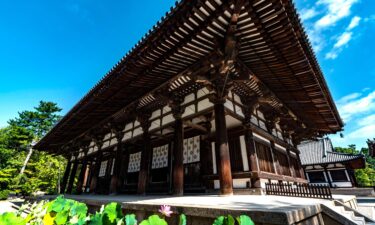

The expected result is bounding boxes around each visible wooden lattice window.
[98,160,108,177]
[290,157,302,178]
[275,151,290,176]
[228,136,243,172]
[255,141,274,173]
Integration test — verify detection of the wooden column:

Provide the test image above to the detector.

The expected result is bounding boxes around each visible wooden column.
[85,162,95,193]
[291,135,306,180]
[264,113,279,175]
[61,159,72,194]
[283,131,295,177]
[286,148,295,177]
[244,129,261,188]
[119,145,130,191]
[137,114,151,195]
[76,160,88,194]
[269,141,279,175]
[213,97,233,195]
[241,97,261,188]
[200,116,213,189]
[109,132,125,194]
[296,151,306,179]
[171,98,185,196]
[89,143,103,193]
[67,160,78,194]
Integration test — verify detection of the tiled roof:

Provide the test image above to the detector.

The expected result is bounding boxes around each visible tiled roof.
[298,138,364,166]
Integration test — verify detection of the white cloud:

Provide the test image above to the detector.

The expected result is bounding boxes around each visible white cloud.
[337,91,375,122]
[347,124,375,139]
[300,8,319,21]
[315,0,359,29]
[325,51,338,59]
[357,114,375,126]
[306,28,325,52]
[337,92,362,104]
[324,15,361,59]
[330,90,375,148]
[299,0,360,59]
[333,32,352,48]
[347,16,361,29]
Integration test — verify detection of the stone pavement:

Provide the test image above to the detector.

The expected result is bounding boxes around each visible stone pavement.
[62,194,330,212]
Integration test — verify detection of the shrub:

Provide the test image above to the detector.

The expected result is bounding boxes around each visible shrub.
[0,196,255,225]
[0,190,10,200]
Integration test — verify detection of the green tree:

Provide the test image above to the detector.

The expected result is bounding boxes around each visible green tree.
[334,145,375,186]
[0,101,66,195]
[8,101,62,141]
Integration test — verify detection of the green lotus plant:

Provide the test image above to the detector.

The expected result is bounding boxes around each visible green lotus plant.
[0,196,254,225]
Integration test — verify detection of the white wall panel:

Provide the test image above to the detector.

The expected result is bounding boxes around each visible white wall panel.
[162,114,175,126]
[197,98,213,112]
[132,127,143,137]
[197,87,210,98]
[150,109,161,120]
[183,93,195,105]
[233,178,250,188]
[182,105,195,118]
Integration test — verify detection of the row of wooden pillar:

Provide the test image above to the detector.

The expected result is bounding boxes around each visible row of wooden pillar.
[60,98,304,195]
[60,98,236,195]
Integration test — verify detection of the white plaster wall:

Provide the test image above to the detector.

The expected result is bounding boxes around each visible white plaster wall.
[183,93,195,105]
[214,180,220,189]
[233,178,250,188]
[182,105,195,118]
[197,98,213,112]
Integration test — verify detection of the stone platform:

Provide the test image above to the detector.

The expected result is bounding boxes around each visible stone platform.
[42,194,338,225]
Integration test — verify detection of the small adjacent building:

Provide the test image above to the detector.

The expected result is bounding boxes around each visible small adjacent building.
[299,138,365,188]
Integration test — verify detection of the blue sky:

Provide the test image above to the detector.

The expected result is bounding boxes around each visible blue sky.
[0,0,374,148]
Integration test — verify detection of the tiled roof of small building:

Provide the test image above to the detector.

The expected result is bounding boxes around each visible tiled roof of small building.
[298,138,364,166]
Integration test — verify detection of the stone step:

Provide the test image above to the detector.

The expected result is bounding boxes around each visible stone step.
[351,216,366,225]
[332,205,365,225]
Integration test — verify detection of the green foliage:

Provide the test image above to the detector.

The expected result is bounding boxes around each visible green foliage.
[334,145,375,186]
[124,214,137,225]
[236,215,255,225]
[139,215,167,225]
[0,212,26,225]
[178,214,186,225]
[0,101,65,195]
[213,215,254,225]
[0,168,16,189]
[0,196,255,225]
[102,202,123,223]
[8,101,62,140]
[0,189,10,200]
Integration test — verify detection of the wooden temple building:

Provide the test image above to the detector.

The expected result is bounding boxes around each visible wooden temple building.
[34,0,343,196]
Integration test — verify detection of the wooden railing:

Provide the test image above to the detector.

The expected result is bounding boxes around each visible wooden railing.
[265,182,332,199]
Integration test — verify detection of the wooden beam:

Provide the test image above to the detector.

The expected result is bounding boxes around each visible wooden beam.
[183,121,207,133]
